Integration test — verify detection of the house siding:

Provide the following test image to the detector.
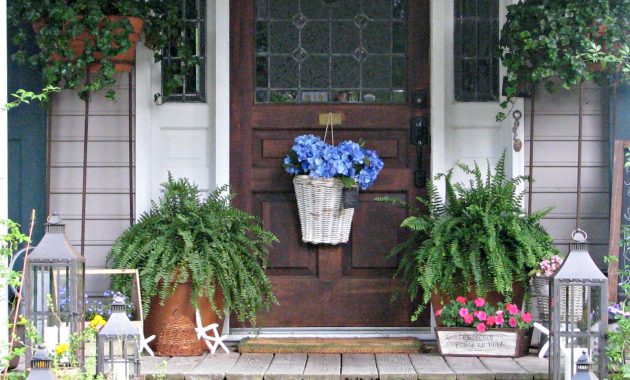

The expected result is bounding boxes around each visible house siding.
[524,82,610,268]
[48,73,135,292]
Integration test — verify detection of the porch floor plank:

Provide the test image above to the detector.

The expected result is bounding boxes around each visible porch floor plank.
[444,356,494,380]
[141,356,171,378]
[302,353,341,380]
[263,353,307,380]
[187,352,241,380]
[225,353,274,380]
[408,354,456,380]
[163,355,207,379]
[375,353,418,380]
[341,354,378,380]
[514,356,549,380]
[479,357,534,380]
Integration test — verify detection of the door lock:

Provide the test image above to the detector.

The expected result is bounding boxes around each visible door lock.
[410,117,429,188]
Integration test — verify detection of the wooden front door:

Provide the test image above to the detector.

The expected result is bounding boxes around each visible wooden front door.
[231,0,430,327]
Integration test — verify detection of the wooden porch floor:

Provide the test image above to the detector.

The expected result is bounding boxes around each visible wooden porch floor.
[141,352,549,379]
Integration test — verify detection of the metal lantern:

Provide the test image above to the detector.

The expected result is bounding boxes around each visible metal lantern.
[550,229,607,379]
[24,215,85,367]
[26,345,57,380]
[97,293,141,379]
[572,351,595,380]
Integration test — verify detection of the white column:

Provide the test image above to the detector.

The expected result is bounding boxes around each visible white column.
[0,0,10,363]
[214,0,230,189]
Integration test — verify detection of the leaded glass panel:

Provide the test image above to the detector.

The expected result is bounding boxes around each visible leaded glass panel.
[255,0,406,104]
[161,0,206,102]
[454,0,499,102]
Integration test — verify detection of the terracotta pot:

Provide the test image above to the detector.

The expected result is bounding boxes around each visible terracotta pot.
[430,282,525,325]
[32,16,144,72]
[143,281,223,352]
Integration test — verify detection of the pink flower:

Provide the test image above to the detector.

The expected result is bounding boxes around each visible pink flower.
[475,311,487,321]
[435,308,443,317]
[495,314,504,325]
[474,297,486,307]
[486,315,496,327]
[521,312,532,323]
[459,308,469,317]
[476,322,487,332]
[506,303,519,315]
[496,310,503,315]
[463,314,474,324]
[509,317,517,328]
[456,296,466,304]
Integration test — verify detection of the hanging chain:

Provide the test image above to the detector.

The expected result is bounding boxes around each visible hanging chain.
[512,110,523,152]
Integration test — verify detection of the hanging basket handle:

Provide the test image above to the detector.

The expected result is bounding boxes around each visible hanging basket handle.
[323,112,335,146]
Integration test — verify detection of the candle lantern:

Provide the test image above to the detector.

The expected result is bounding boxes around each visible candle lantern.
[97,293,141,379]
[26,345,57,380]
[572,351,596,380]
[24,215,85,367]
[550,229,607,379]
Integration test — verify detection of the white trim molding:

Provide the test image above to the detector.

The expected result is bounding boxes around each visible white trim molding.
[0,0,10,360]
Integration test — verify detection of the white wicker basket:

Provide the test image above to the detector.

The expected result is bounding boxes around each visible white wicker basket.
[293,175,354,244]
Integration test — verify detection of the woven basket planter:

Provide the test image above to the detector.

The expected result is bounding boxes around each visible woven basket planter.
[156,309,204,357]
[293,175,354,245]
[532,276,585,322]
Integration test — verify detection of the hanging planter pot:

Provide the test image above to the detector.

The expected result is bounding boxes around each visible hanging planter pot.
[32,16,144,73]
[284,120,384,245]
[293,175,355,245]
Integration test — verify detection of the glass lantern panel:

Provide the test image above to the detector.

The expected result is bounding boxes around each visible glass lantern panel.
[101,337,140,379]
[31,265,72,348]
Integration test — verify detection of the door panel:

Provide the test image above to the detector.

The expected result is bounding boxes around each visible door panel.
[231,0,430,327]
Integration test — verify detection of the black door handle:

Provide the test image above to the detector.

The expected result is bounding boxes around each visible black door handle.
[410,117,429,188]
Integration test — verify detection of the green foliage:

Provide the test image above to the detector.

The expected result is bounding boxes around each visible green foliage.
[9,0,202,101]
[3,85,60,111]
[498,0,630,120]
[386,153,558,321]
[109,174,278,324]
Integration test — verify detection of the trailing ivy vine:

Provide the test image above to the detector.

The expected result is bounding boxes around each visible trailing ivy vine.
[498,0,630,120]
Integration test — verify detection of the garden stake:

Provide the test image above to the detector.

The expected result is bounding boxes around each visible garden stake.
[527,89,536,216]
[45,101,52,216]
[128,70,134,225]
[576,82,584,229]
[80,71,90,257]
[3,209,35,379]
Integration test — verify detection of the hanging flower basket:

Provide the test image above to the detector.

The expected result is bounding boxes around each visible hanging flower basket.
[293,175,354,244]
[284,127,384,245]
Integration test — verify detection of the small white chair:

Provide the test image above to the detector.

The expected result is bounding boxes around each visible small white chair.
[194,309,229,354]
[141,333,156,356]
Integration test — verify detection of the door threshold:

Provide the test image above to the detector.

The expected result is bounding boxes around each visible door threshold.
[226,327,434,343]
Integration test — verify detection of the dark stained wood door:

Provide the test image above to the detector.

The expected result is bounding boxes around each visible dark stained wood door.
[230,0,430,327]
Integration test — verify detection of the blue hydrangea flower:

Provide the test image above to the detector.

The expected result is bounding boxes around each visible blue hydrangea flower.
[283,135,384,190]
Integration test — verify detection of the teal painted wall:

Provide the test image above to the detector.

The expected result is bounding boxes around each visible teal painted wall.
[7,17,47,244]
[612,83,630,140]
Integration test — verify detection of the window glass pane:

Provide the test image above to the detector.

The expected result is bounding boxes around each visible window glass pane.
[454,0,499,102]
[255,0,407,104]
[161,0,206,103]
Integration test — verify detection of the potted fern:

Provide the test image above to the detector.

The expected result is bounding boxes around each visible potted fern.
[108,174,277,350]
[386,153,558,322]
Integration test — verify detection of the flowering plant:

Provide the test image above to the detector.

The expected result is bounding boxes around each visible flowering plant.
[435,296,533,332]
[84,290,136,321]
[283,135,384,190]
[529,255,563,277]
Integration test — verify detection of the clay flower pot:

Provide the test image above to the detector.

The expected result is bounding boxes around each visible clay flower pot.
[32,16,144,72]
[143,281,224,353]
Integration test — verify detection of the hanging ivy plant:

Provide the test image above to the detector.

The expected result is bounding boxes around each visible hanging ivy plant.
[498,0,630,120]
[9,0,200,101]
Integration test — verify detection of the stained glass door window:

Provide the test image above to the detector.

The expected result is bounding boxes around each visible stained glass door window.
[255,0,406,104]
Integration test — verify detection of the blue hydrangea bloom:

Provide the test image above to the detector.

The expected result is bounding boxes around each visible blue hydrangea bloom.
[284,135,384,190]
